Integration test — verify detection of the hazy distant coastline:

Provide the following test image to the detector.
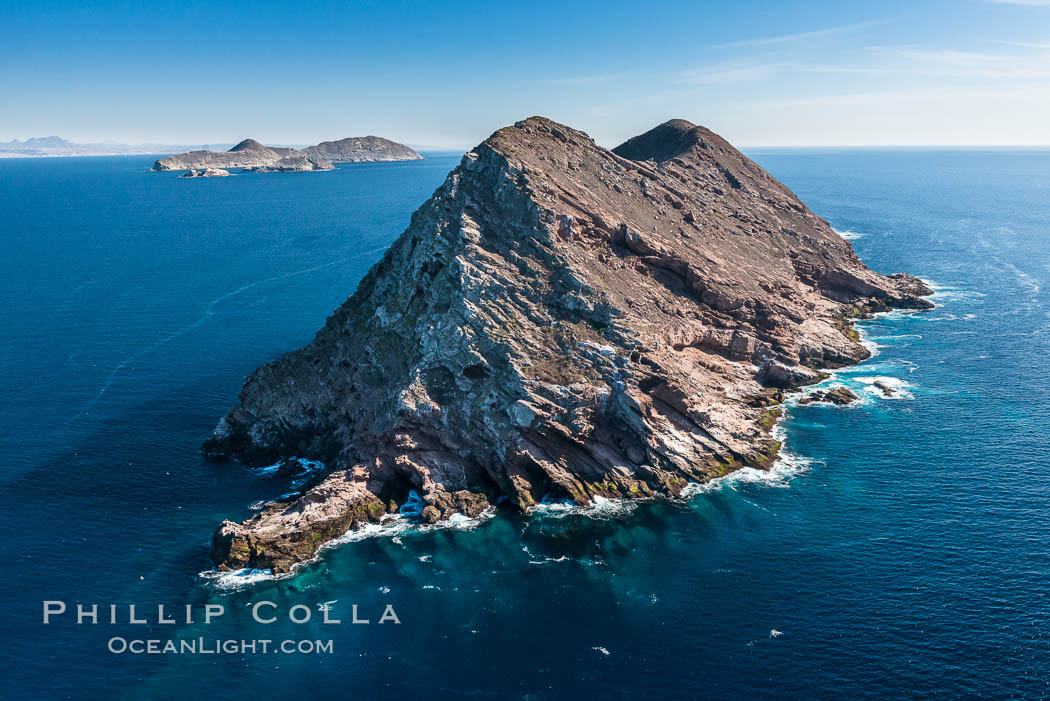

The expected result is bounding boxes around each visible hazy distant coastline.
[0,135,428,163]
[0,136,243,158]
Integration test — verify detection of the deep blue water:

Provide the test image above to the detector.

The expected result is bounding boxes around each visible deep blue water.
[1,149,1048,699]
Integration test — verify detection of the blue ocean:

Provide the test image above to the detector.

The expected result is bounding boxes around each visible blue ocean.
[1,148,1048,699]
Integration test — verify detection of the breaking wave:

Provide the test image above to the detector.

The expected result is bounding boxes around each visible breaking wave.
[852,375,915,400]
[683,421,815,498]
[199,567,280,591]
[529,495,639,520]
[253,457,325,486]
[833,228,865,240]
[201,498,499,589]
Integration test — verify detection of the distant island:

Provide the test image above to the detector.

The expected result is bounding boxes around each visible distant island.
[0,135,425,168]
[0,136,235,158]
[152,136,423,173]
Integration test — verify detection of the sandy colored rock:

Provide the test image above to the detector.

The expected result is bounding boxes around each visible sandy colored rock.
[246,154,334,172]
[179,168,231,178]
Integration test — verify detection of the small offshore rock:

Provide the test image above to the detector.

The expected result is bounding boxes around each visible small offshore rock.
[179,167,230,178]
[800,387,859,405]
[873,380,897,396]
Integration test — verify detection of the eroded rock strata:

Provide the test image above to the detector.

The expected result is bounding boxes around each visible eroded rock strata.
[206,117,931,572]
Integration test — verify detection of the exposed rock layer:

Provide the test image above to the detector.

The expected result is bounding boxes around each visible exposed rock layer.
[205,117,931,572]
[152,136,420,172]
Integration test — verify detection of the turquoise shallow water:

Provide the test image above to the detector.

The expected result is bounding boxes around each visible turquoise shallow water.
[0,149,1048,698]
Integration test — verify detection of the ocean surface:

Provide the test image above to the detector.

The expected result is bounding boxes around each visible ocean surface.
[1,148,1048,699]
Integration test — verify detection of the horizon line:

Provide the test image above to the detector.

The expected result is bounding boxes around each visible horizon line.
[3,143,1050,157]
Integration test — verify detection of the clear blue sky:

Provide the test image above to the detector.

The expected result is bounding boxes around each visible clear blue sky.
[2,0,1049,147]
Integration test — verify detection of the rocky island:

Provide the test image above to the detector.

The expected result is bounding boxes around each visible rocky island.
[205,117,931,573]
[179,168,231,178]
[152,136,421,173]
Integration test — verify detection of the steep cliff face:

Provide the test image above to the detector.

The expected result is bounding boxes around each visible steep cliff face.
[205,117,931,572]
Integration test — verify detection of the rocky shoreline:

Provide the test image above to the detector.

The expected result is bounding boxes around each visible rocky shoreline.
[204,116,931,573]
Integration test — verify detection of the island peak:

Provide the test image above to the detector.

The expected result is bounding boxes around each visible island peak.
[228,138,270,152]
[612,118,727,163]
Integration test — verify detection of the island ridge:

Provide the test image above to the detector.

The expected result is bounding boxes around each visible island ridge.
[152,136,422,173]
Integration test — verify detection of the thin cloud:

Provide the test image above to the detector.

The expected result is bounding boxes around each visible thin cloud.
[715,21,875,48]
[536,73,625,86]
[748,85,1050,109]
[984,0,1050,5]
[993,39,1050,48]
[858,46,1050,79]
[675,44,1050,84]
[673,61,790,84]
